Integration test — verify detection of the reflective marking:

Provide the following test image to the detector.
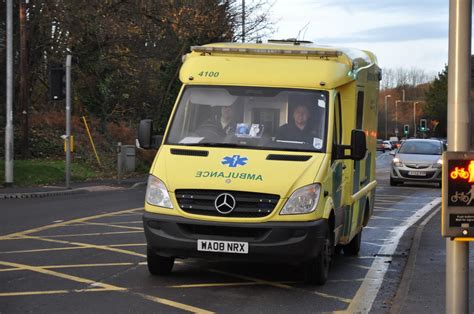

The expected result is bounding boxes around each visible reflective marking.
[135,292,214,314]
[21,235,146,258]
[345,197,441,313]
[0,207,143,240]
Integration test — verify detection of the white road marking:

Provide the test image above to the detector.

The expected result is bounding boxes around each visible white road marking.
[344,197,442,313]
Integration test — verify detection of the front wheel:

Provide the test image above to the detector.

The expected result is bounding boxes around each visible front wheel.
[304,224,334,285]
[147,247,174,276]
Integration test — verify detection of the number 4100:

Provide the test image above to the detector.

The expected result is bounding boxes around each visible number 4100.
[198,71,219,77]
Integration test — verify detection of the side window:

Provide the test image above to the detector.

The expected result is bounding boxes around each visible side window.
[356,91,364,129]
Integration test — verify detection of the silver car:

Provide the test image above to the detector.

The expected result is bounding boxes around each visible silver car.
[390,139,446,187]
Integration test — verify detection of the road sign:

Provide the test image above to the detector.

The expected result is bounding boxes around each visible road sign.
[442,151,474,238]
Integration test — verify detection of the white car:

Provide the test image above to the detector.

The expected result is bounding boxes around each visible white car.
[390,139,445,187]
[383,140,392,151]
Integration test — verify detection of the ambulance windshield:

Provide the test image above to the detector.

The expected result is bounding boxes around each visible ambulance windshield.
[166,86,328,152]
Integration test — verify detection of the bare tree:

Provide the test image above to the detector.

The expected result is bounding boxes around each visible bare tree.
[228,0,276,42]
[381,67,435,90]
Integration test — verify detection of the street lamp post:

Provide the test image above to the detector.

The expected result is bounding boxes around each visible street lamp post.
[395,100,401,136]
[413,101,421,138]
[384,95,391,139]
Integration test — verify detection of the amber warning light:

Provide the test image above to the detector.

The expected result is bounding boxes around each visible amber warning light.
[449,160,474,182]
[443,152,474,238]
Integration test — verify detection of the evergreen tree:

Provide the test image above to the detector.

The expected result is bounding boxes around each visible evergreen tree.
[424,66,448,137]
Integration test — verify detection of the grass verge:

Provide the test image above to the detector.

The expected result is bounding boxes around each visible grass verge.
[0,159,111,186]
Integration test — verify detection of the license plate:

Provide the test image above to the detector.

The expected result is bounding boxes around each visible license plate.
[408,171,426,176]
[197,239,248,254]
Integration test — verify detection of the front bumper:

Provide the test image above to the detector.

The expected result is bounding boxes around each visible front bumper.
[390,164,442,183]
[143,212,328,263]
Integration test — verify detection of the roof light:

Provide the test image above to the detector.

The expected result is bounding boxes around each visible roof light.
[191,46,342,58]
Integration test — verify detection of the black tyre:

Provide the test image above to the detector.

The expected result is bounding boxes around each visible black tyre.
[390,177,399,186]
[147,247,174,276]
[304,224,334,285]
[343,229,362,256]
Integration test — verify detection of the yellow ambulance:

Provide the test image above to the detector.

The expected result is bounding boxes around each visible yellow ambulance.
[138,40,381,285]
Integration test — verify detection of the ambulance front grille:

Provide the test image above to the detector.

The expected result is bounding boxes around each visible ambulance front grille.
[175,189,280,218]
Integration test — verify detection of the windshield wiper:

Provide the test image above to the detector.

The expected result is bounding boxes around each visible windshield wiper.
[182,143,243,148]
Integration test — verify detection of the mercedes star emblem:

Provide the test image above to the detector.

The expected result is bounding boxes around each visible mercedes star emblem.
[214,193,236,214]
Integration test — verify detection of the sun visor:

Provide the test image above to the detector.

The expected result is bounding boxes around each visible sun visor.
[189,87,238,107]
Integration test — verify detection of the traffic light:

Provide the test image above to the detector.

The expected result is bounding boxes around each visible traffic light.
[49,65,65,101]
[403,124,409,135]
[420,119,427,132]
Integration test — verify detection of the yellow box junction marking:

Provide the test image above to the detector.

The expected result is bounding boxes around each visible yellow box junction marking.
[0,260,124,292]
[0,207,143,240]
[20,235,147,258]
[0,260,213,313]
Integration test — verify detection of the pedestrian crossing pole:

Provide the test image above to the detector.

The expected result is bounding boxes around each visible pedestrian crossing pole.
[446,0,471,313]
[4,0,14,186]
[65,55,72,189]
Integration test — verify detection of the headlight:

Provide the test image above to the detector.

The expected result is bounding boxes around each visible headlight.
[433,159,443,168]
[281,184,321,215]
[146,175,173,208]
[393,157,403,167]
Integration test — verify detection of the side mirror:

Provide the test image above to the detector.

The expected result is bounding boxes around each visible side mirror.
[138,119,164,150]
[138,119,153,149]
[333,129,367,160]
[351,129,367,161]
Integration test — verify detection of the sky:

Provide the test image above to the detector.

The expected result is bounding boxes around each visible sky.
[268,0,454,74]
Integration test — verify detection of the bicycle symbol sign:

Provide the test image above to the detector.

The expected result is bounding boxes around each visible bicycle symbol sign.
[450,161,474,182]
[450,185,474,205]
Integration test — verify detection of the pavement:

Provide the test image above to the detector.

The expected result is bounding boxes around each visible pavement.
[0,176,148,199]
[389,205,474,313]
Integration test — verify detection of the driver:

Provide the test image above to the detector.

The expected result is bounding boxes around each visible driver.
[195,106,235,139]
[276,104,314,143]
